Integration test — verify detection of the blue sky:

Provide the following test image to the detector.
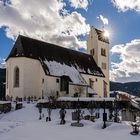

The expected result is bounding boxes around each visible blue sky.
[0,0,140,83]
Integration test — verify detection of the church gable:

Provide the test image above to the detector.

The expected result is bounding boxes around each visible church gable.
[7,35,104,82]
[6,36,24,59]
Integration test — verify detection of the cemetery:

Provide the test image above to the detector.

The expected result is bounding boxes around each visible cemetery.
[0,95,139,140]
[0,92,140,139]
[36,96,140,132]
[0,101,11,113]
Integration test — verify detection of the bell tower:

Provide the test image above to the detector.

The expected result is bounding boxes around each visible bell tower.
[87,26,110,97]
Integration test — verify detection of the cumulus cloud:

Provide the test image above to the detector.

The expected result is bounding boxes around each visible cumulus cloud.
[0,57,6,68]
[69,0,89,10]
[0,0,90,50]
[110,39,140,82]
[97,15,109,25]
[112,0,140,12]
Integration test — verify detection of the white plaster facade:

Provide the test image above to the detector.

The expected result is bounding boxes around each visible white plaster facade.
[6,57,41,99]
[81,74,104,97]
[6,57,106,99]
[6,57,108,99]
[87,27,110,97]
[69,84,87,97]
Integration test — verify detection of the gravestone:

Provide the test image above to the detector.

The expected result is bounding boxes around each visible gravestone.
[122,109,136,122]
[130,122,139,135]
[59,108,66,124]
[71,99,84,127]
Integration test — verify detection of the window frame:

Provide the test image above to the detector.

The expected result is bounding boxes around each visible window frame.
[102,63,107,70]
[90,48,94,56]
[14,67,20,88]
[101,48,106,56]
[56,79,59,83]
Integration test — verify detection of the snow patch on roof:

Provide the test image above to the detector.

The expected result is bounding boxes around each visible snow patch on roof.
[116,91,140,110]
[116,91,135,99]
[37,99,48,104]
[44,60,87,85]
[57,97,115,102]
[0,101,11,104]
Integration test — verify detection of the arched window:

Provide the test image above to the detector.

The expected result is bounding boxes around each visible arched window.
[14,67,19,87]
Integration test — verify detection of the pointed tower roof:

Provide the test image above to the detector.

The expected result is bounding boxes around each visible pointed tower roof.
[91,26,109,44]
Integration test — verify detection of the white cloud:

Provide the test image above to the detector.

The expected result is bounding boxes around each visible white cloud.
[110,39,140,82]
[97,15,109,25]
[112,0,140,12]
[0,57,6,68]
[69,0,89,10]
[0,0,90,50]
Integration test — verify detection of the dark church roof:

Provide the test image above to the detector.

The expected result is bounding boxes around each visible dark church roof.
[94,28,109,44]
[7,35,104,79]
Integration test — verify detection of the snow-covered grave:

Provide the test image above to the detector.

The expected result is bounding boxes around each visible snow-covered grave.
[0,102,139,140]
[37,97,115,104]
[57,97,115,102]
[0,101,11,113]
[0,101,11,104]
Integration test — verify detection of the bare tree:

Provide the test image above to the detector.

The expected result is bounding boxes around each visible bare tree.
[74,86,84,97]
[47,90,58,103]
[46,90,59,121]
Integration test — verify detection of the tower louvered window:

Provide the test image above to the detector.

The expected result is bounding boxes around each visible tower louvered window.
[101,48,106,56]
[90,48,94,56]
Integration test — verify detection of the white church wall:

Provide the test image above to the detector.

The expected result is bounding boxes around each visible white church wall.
[40,65,49,99]
[69,84,87,97]
[23,58,41,98]
[38,66,45,98]
[81,74,104,97]
[6,58,108,99]
[6,57,42,99]
[98,40,109,97]
[6,58,24,99]
[87,27,110,97]
[87,27,99,65]
[6,57,69,100]
[6,57,107,99]
[43,75,61,98]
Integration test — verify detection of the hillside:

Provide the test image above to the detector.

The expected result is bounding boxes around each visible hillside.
[110,81,140,96]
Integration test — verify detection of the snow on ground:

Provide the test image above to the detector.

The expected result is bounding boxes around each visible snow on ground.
[38,97,115,105]
[0,102,139,140]
[57,97,115,102]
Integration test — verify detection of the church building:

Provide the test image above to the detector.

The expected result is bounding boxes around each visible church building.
[6,26,109,100]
